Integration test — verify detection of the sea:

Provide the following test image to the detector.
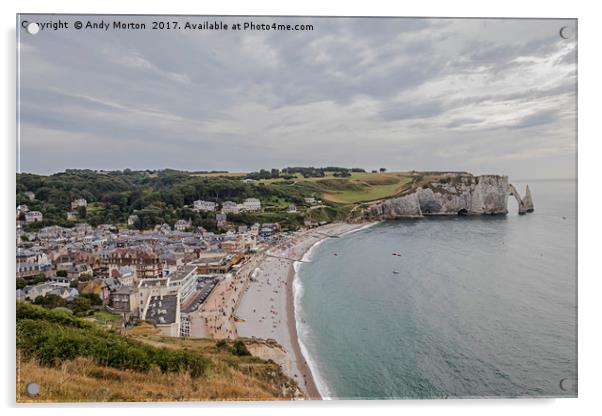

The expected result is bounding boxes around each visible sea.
[294,179,577,399]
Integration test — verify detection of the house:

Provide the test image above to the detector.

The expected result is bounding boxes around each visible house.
[21,282,54,301]
[67,211,78,221]
[25,211,43,223]
[48,276,71,287]
[47,286,77,301]
[242,198,261,211]
[304,197,317,205]
[216,213,227,228]
[193,200,217,212]
[155,223,172,234]
[71,198,88,210]
[67,263,92,279]
[16,250,51,279]
[220,239,241,253]
[110,265,135,286]
[107,247,162,281]
[174,219,192,232]
[127,214,139,226]
[287,203,297,213]
[221,201,239,214]
[260,223,281,236]
[24,191,35,201]
[17,204,29,213]
[110,286,139,316]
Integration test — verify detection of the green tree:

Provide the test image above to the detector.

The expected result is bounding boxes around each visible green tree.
[70,296,92,316]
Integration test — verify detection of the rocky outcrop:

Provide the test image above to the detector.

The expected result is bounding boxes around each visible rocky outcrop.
[366,192,422,219]
[522,185,534,212]
[364,173,533,220]
[507,183,535,215]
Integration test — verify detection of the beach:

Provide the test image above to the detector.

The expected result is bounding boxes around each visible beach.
[234,222,369,399]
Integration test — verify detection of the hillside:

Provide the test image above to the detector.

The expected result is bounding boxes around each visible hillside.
[16,302,302,402]
[16,168,447,230]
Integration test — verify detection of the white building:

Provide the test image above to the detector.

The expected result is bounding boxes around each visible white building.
[174,219,192,231]
[287,203,297,213]
[127,214,139,226]
[243,198,261,211]
[193,200,217,212]
[304,197,317,205]
[71,198,88,210]
[221,201,239,214]
[24,191,35,201]
[25,211,43,223]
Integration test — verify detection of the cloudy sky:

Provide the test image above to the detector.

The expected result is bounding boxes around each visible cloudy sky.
[18,16,576,179]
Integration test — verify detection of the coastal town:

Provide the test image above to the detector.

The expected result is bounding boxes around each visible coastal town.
[16,190,364,397]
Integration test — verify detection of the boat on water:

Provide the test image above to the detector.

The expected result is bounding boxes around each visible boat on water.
[392,270,399,274]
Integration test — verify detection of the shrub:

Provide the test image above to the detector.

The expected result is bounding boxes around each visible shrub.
[16,302,209,378]
[231,340,250,357]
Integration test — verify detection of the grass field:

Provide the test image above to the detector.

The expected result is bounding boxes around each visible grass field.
[17,305,300,402]
[263,171,415,204]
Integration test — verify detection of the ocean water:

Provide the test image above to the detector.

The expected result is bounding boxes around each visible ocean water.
[295,180,577,399]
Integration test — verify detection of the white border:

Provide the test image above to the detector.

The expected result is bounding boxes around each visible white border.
[2,1,599,415]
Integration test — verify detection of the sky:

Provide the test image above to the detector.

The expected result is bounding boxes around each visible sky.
[17,16,577,179]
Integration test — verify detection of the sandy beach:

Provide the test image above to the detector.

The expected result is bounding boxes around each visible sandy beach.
[235,222,370,399]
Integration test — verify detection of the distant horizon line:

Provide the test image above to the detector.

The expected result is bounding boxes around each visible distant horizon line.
[15,167,577,183]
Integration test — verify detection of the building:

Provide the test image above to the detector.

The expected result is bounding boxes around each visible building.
[174,219,192,232]
[107,248,162,281]
[24,191,35,201]
[191,251,232,275]
[21,282,55,301]
[193,200,217,212]
[16,249,51,279]
[167,265,198,303]
[142,293,181,337]
[25,211,43,223]
[127,215,139,226]
[216,213,227,227]
[287,203,297,213]
[242,198,261,211]
[304,197,317,205]
[260,223,281,237]
[221,201,239,214]
[71,198,88,210]
[110,286,139,316]
[110,265,135,286]
[67,263,92,279]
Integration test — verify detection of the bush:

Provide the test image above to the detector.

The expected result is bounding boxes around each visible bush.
[231,340,250,356]
[16,302,210,378]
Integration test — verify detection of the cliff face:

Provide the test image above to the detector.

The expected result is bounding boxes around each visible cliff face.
[366,193,423,219]
[364,173,532,220]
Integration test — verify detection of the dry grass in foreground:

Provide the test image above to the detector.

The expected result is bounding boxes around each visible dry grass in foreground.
[17,355,293,403]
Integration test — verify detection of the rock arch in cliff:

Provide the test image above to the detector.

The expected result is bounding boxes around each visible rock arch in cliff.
[507,184,534,215]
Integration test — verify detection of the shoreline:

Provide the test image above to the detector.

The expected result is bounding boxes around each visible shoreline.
[287,222,376,399]
[234,221,375,400]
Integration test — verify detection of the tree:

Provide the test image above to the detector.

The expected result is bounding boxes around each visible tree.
[16,278,27,290]
[70,296,92,316]
[80,293,102,306]
[34,294,68,309]
[379,168,387,173]
[56,270,68,277]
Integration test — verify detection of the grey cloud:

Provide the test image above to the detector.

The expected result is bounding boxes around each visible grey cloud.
[17,15,576,179]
